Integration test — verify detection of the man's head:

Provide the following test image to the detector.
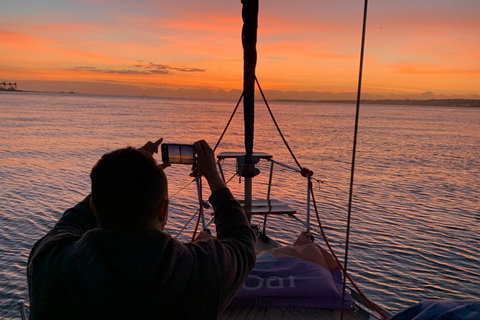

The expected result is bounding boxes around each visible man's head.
[90,147,168,231]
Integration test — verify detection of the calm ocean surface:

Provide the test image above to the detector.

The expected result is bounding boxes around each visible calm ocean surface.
[1,92,479,317]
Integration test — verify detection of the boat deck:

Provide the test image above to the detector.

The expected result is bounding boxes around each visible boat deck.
[220,229,377,320]
[220,305,367,320]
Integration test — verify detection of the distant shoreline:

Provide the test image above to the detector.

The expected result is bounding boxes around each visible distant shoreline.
[2,90,479,107]
[275,99,480,108]
[274,99,480,108]
[0,89,79,94]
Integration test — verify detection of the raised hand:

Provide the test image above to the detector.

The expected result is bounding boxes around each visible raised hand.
[140,138,163,156]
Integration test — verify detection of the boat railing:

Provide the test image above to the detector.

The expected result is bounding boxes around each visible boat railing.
[265,158,315,233]
[216,152,314,239]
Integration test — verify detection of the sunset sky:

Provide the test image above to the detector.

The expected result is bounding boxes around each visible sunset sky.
[1,0,479,99]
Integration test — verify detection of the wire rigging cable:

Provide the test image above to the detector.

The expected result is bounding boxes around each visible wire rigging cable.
[340,0,383,319]
[213,91,243,152]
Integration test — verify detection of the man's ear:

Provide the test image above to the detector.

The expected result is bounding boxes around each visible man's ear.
[157,199,169,231]
[89,196,97,216]
[159,199,169,221]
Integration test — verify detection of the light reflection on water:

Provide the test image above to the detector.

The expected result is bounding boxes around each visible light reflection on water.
[0,92,479,316]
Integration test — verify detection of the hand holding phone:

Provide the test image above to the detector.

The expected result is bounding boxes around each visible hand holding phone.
[193,140,226,193]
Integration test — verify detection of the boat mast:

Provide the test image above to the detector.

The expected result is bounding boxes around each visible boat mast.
[242,0,257,155]
[240,0,259,215]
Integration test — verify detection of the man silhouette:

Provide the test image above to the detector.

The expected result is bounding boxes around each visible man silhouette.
[28,139,256,319]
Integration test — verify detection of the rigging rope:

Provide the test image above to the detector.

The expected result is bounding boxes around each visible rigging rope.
[174,209,199,239]
[169,178,195,200]
[309,177,389,320]
[191,176,204,242]
[213,91,244,152]
[341,0,371,319]
[255,77,303,171]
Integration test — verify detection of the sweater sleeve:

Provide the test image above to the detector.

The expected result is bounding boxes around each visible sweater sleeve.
[209,187,253,240]
[208,187,257,315]
[53,195,98,235]
[28,195,97,263]
[27,195,97,320]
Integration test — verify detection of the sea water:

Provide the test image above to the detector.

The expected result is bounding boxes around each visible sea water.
[1,92,479,317]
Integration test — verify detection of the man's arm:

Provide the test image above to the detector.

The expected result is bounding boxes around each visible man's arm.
[53,195,97,235]
[192,140,256,316]
[27,195,97,319]
[28,195,97,263]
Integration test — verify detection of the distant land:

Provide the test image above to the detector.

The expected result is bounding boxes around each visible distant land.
[275,99,480,108]
[2,88,479,107]
[0,89,79,94]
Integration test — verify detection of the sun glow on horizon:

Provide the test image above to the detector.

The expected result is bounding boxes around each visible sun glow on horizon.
[1,0,479,99]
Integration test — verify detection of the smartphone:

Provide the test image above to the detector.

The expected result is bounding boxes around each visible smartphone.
[161,143,196,164]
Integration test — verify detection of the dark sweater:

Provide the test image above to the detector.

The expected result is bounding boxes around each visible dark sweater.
[27,188,256,320]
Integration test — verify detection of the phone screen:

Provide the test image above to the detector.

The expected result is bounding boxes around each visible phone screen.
[161,144,196,164]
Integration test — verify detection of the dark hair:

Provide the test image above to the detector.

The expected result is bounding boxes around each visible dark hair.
[90,147,167,230]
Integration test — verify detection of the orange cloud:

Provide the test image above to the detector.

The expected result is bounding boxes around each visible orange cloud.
[1,1,479,98]
[1,29,49,51]
[390,63,480,76]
